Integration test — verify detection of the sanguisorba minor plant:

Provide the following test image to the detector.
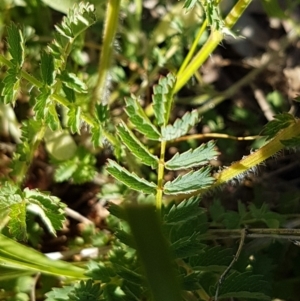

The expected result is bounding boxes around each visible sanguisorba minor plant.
[1,0,300,300]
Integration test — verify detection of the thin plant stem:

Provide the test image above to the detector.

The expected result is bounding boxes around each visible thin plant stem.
[91,0,121,110]
[167,118,300,201]
[212,118,300,188]
[174,133,258,142]
[174,0,252,93]
[214,228,246,301]
[176,19,207,79]
[156,140,167,210]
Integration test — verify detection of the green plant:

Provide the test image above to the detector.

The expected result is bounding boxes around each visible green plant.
[0,0,300,300]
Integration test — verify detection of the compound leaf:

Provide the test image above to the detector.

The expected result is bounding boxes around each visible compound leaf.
[152,73,176,126]
[125,96,160,140]
[7,23,25,67]
[55,3,96,39]
[161,110,199,141]
[165,140,218,170]
[215,271,271,300]
[49,3,96,69]
[261,113,295,140]
[117,121,158,168]
[106,160,157,194]
[164,167,214,195]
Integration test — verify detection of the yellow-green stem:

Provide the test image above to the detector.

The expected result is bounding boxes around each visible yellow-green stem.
[174,0,252,93]
[156,140,167,210]
[212,118,300,188]
[91,0,121,108]
[175,29,222,93]
[170,118,300,200]
[176,19,207,79]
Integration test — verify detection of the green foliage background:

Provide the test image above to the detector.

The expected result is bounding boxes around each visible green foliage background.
[0,0,300,300]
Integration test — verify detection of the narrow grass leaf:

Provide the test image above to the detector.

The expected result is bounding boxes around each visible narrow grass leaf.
[161,110,199,141]
[0,234,86,278]
[152,73,176,126]
[164,167,214,194]
[117,121,158,168]
[125,204,182,301]
[125,97,160,140]
[165,140,218,170]
[106,160,157,194]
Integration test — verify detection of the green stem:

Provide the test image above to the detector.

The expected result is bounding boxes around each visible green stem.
[91,0,121,109]
[213,118,300,188]
[174,0,252,93]
[156,140,167,211]
[176,19,207,79]
[169,118,300,201]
